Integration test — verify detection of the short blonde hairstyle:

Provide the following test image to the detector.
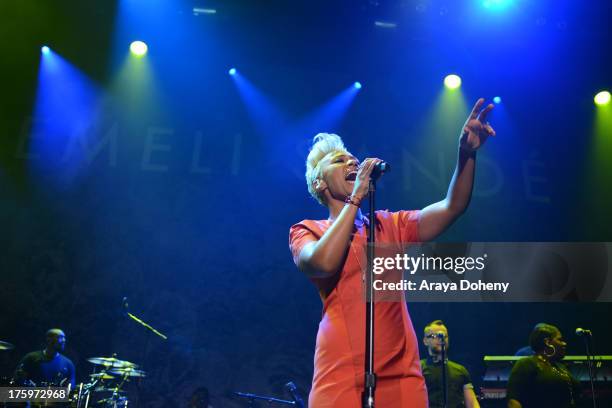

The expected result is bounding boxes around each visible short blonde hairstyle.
[305,133,349,205]
[423,320,446,335]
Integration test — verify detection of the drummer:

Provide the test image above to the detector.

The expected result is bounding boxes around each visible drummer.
[13,328,76,388]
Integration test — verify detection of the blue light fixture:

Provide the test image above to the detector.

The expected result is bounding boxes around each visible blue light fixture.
[482,0,513,11]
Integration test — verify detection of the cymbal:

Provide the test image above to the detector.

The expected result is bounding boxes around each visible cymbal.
[87,357,138,368]
[89,373,115,380]
[109,368,146,378]
[94,387,126,394]
[0,340,15,351]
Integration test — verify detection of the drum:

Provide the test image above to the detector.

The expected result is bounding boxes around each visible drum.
[67,384,84,408]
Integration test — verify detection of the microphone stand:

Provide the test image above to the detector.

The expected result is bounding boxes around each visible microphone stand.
[126,312,168,340]
[362,177,377,408]
[285,381,305,408]
[440,335,448,408]
[233,391,295,406]
[580,333,597,408]
[123,298,168,340]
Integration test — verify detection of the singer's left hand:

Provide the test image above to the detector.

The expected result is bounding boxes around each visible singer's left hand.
[459,98,496,152]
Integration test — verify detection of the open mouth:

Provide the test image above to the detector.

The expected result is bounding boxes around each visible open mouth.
[345,171,357,182]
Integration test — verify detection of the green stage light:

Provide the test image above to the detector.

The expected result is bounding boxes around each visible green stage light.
[130,41,148,57]
[594,91,611,106]
[444,74,462,90]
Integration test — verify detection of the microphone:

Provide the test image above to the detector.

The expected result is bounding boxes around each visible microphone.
[576,328,592,337]
[121,297,129,317]
[285,381,305,408]
[370,161,390,180]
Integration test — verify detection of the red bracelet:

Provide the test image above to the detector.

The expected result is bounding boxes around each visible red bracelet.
[345,195,361,207]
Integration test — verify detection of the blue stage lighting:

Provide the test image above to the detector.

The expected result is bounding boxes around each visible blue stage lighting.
[32,50,100,185]
[482,0,513,11]
[229,68,237,76]
[354,82,362,89]
[493,96,502,104]
[41,46,50,55]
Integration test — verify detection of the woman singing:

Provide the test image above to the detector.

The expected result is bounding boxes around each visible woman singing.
[507,323,582,408]
[289,99,495,407]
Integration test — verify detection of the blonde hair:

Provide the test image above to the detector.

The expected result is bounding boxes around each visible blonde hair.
[305,133,349,205]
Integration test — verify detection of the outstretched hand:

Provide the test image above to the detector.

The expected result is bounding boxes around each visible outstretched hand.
[460,98,496,152]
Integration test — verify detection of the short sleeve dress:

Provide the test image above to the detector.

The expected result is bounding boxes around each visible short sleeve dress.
[289,210,428,408]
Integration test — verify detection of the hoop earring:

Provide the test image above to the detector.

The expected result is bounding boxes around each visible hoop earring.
[544,343,556,358]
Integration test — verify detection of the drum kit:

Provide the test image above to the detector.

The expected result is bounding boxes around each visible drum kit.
[1,339,145,408]
[71,356,146,408]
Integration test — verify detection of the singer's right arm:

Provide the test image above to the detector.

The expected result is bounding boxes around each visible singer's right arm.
[297,158,378,278]
[297,203,359,278]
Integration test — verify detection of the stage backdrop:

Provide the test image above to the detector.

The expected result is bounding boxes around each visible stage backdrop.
[1,1,611,406]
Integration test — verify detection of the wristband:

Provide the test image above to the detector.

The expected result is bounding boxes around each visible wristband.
[345,195,361,207]
[459,143,476,155]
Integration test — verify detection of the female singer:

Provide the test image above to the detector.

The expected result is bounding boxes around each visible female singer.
[289,99,495,407]
[507,323,582,408]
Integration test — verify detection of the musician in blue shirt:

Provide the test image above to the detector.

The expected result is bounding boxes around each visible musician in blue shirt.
[14,328,76,388]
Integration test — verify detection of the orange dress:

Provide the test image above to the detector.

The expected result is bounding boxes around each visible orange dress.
[289,210,428,408]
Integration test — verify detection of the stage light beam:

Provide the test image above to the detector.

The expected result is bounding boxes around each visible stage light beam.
[41,46,50,55]
[354,82,362,90]
[482,0,513,11]
[594,91,611,106]
[229,68,237,76]
[444,74,462,90]
[130,41,148,57]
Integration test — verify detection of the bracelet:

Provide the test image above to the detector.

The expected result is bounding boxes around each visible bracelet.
[345,195,361,207]
[459,143,476,155]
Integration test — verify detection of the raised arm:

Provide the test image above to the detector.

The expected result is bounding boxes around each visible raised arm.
[418,98,495,241]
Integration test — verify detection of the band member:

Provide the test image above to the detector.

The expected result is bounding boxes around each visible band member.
[13,328,75,388]
[507,323,581,408]
[420,320,480,408]
[289,99,495,407]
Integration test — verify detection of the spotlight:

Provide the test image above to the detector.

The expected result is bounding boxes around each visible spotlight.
[130,41,148,57]
[354,82,362,89]
[193,7,217,16]
[594,91,611,106]
[483,0,513,10]
[374,21,398,29]
[41,46,50,55]
[493,96,502,104]
[228,68,237,76]
[444,74,461,90]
